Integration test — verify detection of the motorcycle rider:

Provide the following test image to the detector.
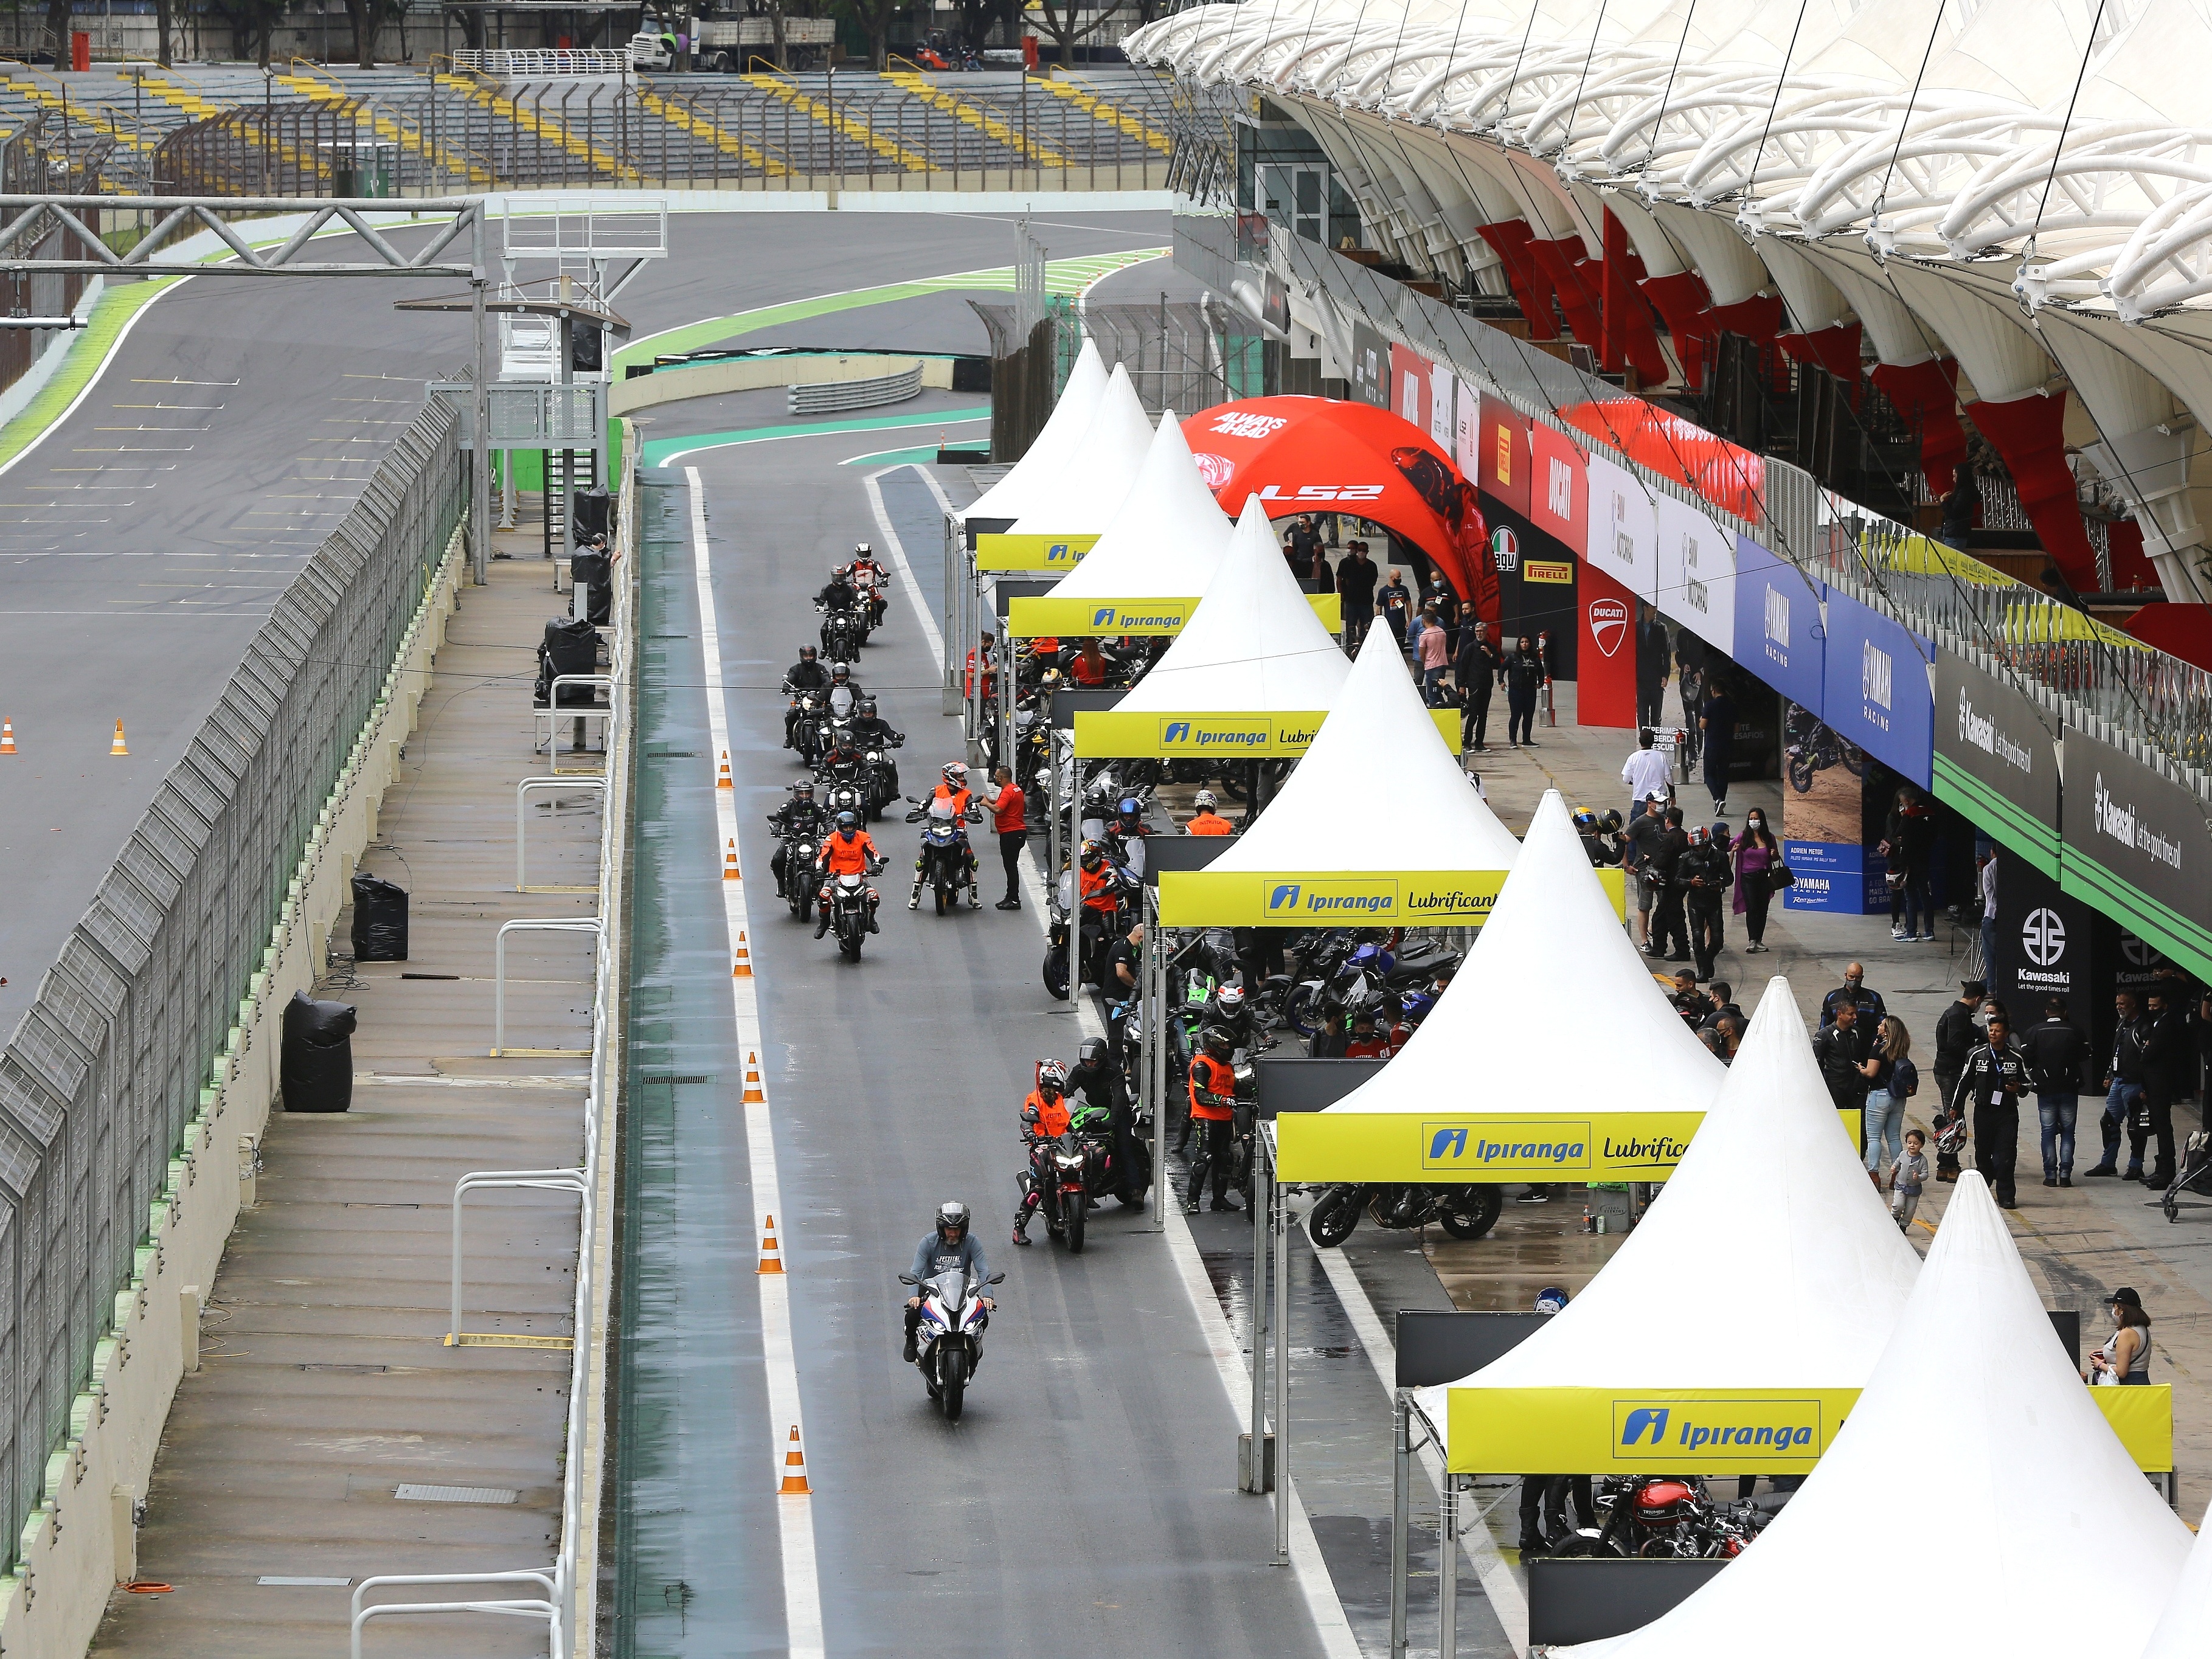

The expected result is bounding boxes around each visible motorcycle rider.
[1676,825,1733,982]
[1073,839,1126,983]
[825,659,862,710]
[1204,981,1259,1054]
[814,811,882,937]
[903,1201,992,1362]
[1013,1059,1095,1245]
[850,695,903,806]
[847,541,889,626]
[1575,807,1624,867]
[1184,1024,1243,1213]
[766,779,823,896]
[1950,1010,2029,1208]
[1185,788,1235,834]
[1108,796,1151,876]
[911,762,982,909]
[782,643,830,749]
[816,563,862,621]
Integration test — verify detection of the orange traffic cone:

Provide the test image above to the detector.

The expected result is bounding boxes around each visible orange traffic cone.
[778,1425,811,1494]
[723,838,740,881]
[757,1213,785,1274]
[732,930,753,978]
[716,750,733,789]
[0,719,15,755]
[743,1052,766,1104]
[109,720,128,757]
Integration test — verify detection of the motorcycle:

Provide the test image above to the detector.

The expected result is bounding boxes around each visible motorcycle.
[1281,933,1460,1037]
[820,780,866,825]
[1553,1477,1781,1560]
[1305,1182,1502,1247]
[769,817,823,921]
[861,745,901,821]
[1034,1127,1104,1252]
[785,687,828,766]
[823,868,877,961]
[1784,705,1867,794]
[848,560,890,629]
[1043,861,1141,998]
[819,603,865,661]
[899,1266,1005,1422]
[906,798,979,915]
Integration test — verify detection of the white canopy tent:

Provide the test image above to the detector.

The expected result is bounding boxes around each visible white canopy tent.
[2140,1500,2212,1658]
[1004,362,1156,538]
[1041,405,1233,602]
[1562,1174,2194,1658]
[1414,977,1919,1466]
[959,339,1107,525]
[1204,626,1517,871]
[1110,496,1352,715]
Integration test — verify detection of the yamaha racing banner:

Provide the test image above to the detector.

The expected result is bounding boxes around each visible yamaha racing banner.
[1072,706,1460,758]
[1157,866,1627,927]
[971,532,1099,572]
[1443,1384,2169,1476]
[1006,591,1343,637]
[1273,1107,1860,1184]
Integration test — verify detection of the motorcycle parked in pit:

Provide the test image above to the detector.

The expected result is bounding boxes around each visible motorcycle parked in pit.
[898,1266,1004,1422]
[1552,1477,1783,1560]
[1042,861,1141,999]
[1305,1182,1503,1247]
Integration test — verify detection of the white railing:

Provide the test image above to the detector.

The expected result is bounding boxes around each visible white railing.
[451,48,631,78]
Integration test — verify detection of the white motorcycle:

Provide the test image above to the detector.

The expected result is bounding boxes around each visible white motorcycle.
[899,1266,1004,1421]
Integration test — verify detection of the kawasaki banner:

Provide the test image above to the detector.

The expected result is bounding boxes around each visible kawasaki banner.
[972,533,1099,572]
[1273,1107,1860,1183]
[1933,653,2060,875]
[1008,591,1342,637]
[2059,726,2212,982]
[1157,866,1628,927]
[1074,706,1460,758]
[1444,1384,2169,1475]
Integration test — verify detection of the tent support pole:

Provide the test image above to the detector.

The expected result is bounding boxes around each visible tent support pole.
[1440,1471,1458,1658]
[1272,1154,1290,1567]
[941,518,960,713]
[1146,885,1165,1231]
[997,630,1013,777]
[1046,731,1061,920]
[1390,1392,1409,1659]
[1247,1117,1268,1492]
[1065,757,1082,1010]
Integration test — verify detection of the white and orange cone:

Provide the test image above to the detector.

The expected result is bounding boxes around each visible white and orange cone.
[0,719,15,755]
[109,720,128,757]
[778,1425,811,1494]
[743,1051,766,1104]
[723,838,740,881]
[757,1213,785,1274]
[716,750,733,788]
[732,930,753,978]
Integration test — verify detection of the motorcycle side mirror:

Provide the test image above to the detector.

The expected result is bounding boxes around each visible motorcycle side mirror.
[984,1272,1005,1285]
[898,1273,919,1286]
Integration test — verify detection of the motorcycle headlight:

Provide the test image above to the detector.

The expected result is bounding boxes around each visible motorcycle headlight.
[1055,1153,1084,1169]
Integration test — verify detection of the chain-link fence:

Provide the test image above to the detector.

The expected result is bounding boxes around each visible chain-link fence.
[0,400,465,1569]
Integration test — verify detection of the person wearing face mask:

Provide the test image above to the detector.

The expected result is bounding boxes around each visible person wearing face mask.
[1732,808,1780,952]
[1820,963,1885,1029]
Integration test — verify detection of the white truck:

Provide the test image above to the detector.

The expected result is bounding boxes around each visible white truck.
[629,13,837,72]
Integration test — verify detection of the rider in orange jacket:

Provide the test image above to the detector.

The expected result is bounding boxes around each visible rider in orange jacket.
[814,811,881,937]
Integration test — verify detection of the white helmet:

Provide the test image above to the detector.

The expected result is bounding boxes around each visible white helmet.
[1193,789,1218,811]
[943,761,968,787]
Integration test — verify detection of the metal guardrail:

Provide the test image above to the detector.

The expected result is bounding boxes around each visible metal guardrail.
[450,49,629,77]
[786,362,922,414]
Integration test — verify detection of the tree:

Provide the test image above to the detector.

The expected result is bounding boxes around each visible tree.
[952,0,994,54]
[39,0,68,63]
[155,0,172,66]
[1029,0,1116,67]
[338,0,388,68]
[831,0,895,70]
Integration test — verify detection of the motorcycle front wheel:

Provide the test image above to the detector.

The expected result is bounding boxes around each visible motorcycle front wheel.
[1042,945,1069,1000]
[939,1347,968,1421]
[1786,756,1815,793]
[1437,1185,1503,1241]
[839,927,862,963]
[1063,1192,1087,1253]
[934,881,948,916]
[1307,1187,1361,1248]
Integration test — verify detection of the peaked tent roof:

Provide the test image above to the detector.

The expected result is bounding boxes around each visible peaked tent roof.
[961,339,1107,524]
[1420,978,1916,1429]
[1325,790,1725,1116]
[1210,627,1519,872]
[2140,1499,2212,1658]
[1563,1175,2194,1659]
[1045,406,1235,600]
[1114,496,1353,713]
[1006,362,1156,538]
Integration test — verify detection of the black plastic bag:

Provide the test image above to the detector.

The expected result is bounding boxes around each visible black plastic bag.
[350,873,409,962]
[536,617,599,706]
[282,990,358,1114]
[571,549,612,626]
[572,488,611,541]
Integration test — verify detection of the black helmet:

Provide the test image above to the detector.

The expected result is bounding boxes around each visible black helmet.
[1077,1036,1108,1068]
[1201,1024,1235,1060]
[836,810,858,831]
[1599,808,1624,834]
[799,644,818,661]
[859,697,878,718]
[935,1200,970,1241]
[792,780,814,797]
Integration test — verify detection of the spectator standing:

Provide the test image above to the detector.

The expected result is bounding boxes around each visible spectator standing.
[980,766,1028,911]
[2087,988,2150,1179]
[1938,448,1983,551]
[1417,606,1451,702]
[2020,996,2085,1186]
[1732,808,1781,954]
[1978,847,2000,976]
[2086,1288,2152,1385]
[1882,788,1938,942]
[1503,635,1544,748]
[1621,727,1675,821]
[1820,963,1886,1028]
[1634,607,1670,729]
[1309,1010,1349,1059]
[1865,1016,1915,1186]
[1699,679,1736,816]
[2138,986,2185,1187]
[1644,806,1692,961]
[1377,567,1413,651]
[1623,791,1671,952]
[1954,1011,2029,1208]
[1700,982,1746,1031]
[1811,1002,1879,1114]
[1455,621,1501,751]
[1336,541,1379,649]
[1288,514,1322,575]
[1891,1131,1929,1230]
[1677,825,1732,982]
[1932,980,1984,1179]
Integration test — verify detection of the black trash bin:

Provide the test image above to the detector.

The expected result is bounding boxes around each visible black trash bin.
[535,617,599,706]
[572,488,611,542]
[281,991,357,1114]
[350,873,409,962]
[570,548,611,627]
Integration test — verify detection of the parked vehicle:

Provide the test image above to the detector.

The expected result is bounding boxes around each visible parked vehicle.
[1552,1477,1783,1560]
[1305,1183,1502,1247]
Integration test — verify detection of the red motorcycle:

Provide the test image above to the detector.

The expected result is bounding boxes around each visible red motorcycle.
[1553,1477,1780,1559]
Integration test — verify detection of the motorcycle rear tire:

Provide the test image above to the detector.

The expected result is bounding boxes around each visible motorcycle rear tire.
[1437,1185,1503,1241]
[1064,1193,1086,1253]
[1307,1188,1360,1248]
[939,1348,967,1421]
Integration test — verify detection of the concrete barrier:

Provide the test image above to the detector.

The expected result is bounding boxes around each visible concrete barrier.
[608,350,950,417]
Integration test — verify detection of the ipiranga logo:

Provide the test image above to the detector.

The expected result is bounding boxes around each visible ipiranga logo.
[1421,1120,1591,1171]
[1612,1399,1822,1459]
[1046,542,1081,564]
[1158,717,1269,751]
[1265,879,1399,916]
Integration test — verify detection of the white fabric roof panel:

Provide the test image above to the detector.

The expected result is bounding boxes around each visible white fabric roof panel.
[1041,406,1234,601]
[1007,364,1156,539]
[1561,1174,2193,1659]
[1207,629,1521,874]
[960,339,1106,524]
[2140,1500,2212,1658]
[1323,790,1725,1117]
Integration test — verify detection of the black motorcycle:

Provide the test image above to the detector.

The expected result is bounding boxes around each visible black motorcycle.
[1305,1183,1503,1247]
[1043,862,1140,998]
[823,867,878,961]
[819,603,865,662]
[861,743,902,821]
[905,798,979,915]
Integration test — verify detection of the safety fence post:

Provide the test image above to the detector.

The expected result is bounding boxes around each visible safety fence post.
[493,918,603,1056]
[447,1168,590,1348]
[1440,1470,1460,1656]
[1146,882,1165,1229]
[1272,1142,1290,1566]
[1246,1117,1269,1491]
[515,775,607,892]
[1390,1392,1410,1659]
